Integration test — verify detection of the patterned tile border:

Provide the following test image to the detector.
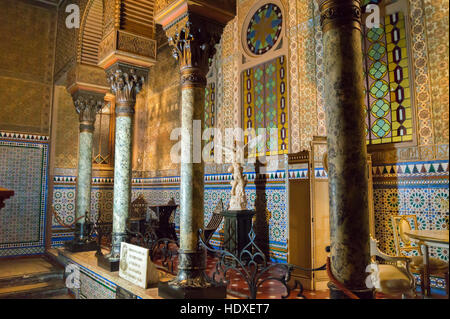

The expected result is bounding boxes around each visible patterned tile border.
[0,136,49,257]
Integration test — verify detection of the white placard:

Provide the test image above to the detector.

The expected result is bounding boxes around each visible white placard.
[119,242,149,289]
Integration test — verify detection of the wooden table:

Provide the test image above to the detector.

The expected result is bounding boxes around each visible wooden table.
[405,230,449,297]
[0,188,14,210]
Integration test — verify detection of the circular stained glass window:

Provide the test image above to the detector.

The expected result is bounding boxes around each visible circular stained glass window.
[246,3,283,55]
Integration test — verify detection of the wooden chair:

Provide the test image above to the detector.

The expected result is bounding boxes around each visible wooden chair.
[370,236,416,298]
[127,194,148,246]
[392,215,449,296]
[202,199,224,246]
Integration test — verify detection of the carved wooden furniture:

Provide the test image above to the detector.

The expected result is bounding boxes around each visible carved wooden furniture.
[93,211,113,257]
[0,188,14,210]
[285,137,375,290]
[369,236,416,298]
[202,199,224,246]
[127,194,148,246]
[392,216,449,297]
[221,210,256,262]
[149,200,178,241]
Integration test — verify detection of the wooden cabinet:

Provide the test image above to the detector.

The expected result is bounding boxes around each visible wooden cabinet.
[285,137,374,290]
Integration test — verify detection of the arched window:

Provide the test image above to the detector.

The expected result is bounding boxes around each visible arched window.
[93,95,115,169]
[241,1,288,156]
[362,0,415,146]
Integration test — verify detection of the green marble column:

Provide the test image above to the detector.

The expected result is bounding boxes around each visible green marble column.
[158,20,227,299]
[98,64,146,271]
[319,0,373,299]
[109,111,133,259]
[65,92,103,252]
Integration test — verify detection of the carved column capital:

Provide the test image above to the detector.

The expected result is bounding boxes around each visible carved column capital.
[319,0,362,33]
[106,63,148,116]
[72,92,105,132]
[167,16,223,88]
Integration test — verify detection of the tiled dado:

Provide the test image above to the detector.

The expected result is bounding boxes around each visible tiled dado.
[51,169,327,263]
[373,160,449,289]
[56,253,119,299]
[0,132,49,257]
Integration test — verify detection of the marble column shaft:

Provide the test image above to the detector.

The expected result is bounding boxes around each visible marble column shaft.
[76,130,94,226]
[319,0,371,292]
[73,94,103,239]
[180,81,205,253]
[107,66,145,259]
[166,20,221,287]
[110,108,133,257]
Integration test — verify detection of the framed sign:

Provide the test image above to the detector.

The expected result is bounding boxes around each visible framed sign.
[119,242,150,289]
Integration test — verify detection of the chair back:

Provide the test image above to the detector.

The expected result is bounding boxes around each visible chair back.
[130,194,148,221]
[391,215,420,257]
[203,199,224,244]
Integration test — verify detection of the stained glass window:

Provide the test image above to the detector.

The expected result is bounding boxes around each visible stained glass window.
[243,56,288,156]
[246,3,282,55]
[363,9,413,145]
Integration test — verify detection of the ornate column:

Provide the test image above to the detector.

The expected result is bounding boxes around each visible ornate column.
[65,90,104,252]
[155,0,235,297]
[97,63,147,271]
[96,0,156,272]
[319,0,373,299]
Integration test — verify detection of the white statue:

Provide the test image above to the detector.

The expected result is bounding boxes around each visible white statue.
[228,148,248,211]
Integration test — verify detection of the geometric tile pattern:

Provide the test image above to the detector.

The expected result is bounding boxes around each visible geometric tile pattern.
[373,159,449,290]
[409,0,434,146]
[0,135,49,257]
[372,160,449,261]
[423,0,449,145]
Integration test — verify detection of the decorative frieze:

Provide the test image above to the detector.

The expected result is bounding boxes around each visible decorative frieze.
[98,30,157,69]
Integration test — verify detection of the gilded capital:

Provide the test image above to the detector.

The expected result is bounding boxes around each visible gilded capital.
[72,92,104,132]
[167,17,222,88]
[319,0,362,33]
[106,63,147,116]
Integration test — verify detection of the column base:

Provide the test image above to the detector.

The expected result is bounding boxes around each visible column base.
[327,282,374,299]
[64,240,98,253]
[97,254,120,272]
[158,248,227,299]
[158,281,227,299]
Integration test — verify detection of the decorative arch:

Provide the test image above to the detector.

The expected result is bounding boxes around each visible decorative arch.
[77,0,104,65]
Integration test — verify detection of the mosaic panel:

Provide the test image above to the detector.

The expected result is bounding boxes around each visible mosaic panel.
[372,160,449,262]
[0,135,49,257]
[51,180,114,247]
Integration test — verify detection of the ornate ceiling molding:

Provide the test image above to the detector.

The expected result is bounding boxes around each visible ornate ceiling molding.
[98,0,157,70]
[155,0,236,31]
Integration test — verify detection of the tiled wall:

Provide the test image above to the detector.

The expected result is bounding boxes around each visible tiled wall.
[373,159,449,290]
[0,132,49,257]
[51,171,290,263]
[373,160,449,259]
